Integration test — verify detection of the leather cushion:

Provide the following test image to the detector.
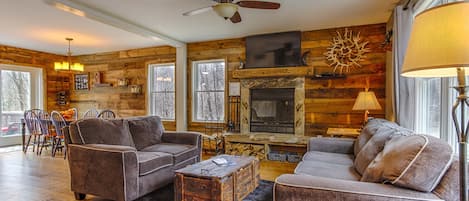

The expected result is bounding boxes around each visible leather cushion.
[361,135,453,192]
[127,116,165,150]
[137,151,173,176]
[141,143,198,164]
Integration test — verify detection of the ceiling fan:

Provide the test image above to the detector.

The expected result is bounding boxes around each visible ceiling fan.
[183,0,281,23]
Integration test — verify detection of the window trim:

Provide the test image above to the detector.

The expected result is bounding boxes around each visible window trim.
[191,59,226,123]
[147,62,176,121]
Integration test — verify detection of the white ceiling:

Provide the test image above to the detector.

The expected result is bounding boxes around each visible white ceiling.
[0,0,399,56]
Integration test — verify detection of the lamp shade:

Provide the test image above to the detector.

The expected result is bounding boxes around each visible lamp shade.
[352,91,381,111]
[213,3,237,18]
[402,2,469,77]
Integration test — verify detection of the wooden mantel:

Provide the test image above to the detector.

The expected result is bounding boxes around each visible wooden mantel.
[232,66,314,79]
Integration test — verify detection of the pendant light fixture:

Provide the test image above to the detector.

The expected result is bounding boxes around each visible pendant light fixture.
[54,38,84,72]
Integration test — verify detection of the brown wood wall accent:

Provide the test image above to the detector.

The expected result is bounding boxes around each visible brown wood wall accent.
[0,23,385,135]
[0,45,67,112]
[73,46,177,130]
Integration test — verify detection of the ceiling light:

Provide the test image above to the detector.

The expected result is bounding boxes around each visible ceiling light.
[54,38,84,72]
[213,3,238,19]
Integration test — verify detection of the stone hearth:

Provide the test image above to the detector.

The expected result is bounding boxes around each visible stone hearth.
[240,77,305,136]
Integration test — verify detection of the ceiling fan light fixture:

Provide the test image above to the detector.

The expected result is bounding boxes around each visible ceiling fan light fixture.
[213,3,238,18]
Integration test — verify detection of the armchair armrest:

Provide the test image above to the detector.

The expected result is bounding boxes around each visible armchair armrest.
[67,144,139,201]
[162,131,202,147]
[275,174,442,201]
[308,137,355,154]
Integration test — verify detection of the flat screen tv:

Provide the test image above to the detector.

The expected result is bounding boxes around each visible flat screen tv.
[245,31,302,68]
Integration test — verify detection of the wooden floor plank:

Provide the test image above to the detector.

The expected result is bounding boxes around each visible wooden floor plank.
[0,150,295,201]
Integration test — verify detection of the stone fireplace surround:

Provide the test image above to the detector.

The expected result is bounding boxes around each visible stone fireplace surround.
[240,77,305,136]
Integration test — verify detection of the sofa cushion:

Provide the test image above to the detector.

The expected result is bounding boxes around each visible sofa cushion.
[136,151,173,176]
[294,160,360,181]
[72,118,135,147]
[354,125,413,175]
[141,143,198,164]
[127,116,165,150]
[302,151,353,165]
[354,118,399,156]
[361,135,453,192]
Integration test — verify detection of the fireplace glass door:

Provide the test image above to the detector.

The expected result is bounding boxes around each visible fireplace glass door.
[250,88,294,133]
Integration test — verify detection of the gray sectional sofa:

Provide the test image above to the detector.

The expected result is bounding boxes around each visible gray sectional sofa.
[63,116,202,201]
[274,118,459,201]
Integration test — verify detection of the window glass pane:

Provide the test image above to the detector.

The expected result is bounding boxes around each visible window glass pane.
[149,64,175,120]
[1,70,31,136]
[415,78,441,138]
[195,92,224,121]
[193,60,225,122]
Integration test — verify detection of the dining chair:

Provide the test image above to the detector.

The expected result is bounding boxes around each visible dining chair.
[83,108,99,119]
[50,111,67,159]
[71,108,78,120]
[97,109,116,119]
[36,111,54,155]
[24,110,42,154]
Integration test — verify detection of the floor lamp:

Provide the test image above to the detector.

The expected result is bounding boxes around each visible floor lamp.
[401,2,469,201]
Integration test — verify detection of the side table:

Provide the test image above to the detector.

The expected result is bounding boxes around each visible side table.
[326,128,361,138]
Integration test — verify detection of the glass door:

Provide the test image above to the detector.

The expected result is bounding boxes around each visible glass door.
[0,65,43,147]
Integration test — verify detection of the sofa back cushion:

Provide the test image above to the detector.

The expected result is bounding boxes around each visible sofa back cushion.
[353,118,399,156]
[69,118,135,147]
[127,116,165,150]
[354,125,413,175]
[361,135,453,192]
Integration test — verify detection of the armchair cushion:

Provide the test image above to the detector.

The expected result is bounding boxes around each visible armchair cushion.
[141,143,198,164]
[73,118,135,147]
[354,126,413,175]
[302,151,353,165]
[361,135,453,192]
[127,116,165,150]
[136,151,173,176]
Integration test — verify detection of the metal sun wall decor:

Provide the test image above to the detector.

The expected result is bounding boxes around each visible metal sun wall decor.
[324,28,371,74]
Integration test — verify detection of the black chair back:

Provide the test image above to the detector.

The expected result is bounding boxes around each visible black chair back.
[97,109,116,119]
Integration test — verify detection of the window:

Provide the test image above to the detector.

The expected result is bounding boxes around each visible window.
[192,59,225,122]
[0,64,43,143]
[148,63,175,120]
[415,78,441,137]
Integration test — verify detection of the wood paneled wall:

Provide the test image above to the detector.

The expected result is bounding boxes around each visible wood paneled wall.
[72,46,177,130]
[0,45,66,111]
[0,23,386,135]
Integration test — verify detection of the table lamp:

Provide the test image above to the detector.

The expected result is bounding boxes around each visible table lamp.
[401,2,469,200]
[352,90,381,123]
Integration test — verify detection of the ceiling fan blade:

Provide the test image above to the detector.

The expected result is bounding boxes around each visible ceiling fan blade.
[230,11,242,23]
[182,6,213,16]
[236,1,280,9]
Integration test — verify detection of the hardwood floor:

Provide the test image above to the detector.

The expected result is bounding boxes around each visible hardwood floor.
[0,150,296,201]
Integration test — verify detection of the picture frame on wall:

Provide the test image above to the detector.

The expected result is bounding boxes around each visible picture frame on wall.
[74,73,89,90]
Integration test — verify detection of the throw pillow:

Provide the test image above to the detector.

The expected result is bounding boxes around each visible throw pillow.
[353,118,399,156]
[361,135,453,192]
[75,118,135,147]
[127,116,165,150]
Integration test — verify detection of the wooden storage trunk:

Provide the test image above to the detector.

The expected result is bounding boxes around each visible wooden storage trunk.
[175,155,260,201]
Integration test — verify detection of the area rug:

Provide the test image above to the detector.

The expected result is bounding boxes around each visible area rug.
[136,180,274,201]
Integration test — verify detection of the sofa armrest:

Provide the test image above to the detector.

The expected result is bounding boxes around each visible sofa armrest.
[275,174,443,201]
[308,137,355,154]
[162,131,202,147]
[67,144,139,201]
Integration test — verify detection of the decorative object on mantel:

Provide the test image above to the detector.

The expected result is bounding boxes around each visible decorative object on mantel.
[401,2,469,200]
[352,89,381,124]
[54,38,84,72]
[324,28,371,74]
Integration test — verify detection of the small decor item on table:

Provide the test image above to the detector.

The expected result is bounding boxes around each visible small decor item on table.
[74,73,89,90]
[324,28,371,74]
[59,109,75,120]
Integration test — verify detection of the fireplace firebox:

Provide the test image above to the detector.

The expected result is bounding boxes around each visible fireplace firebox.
[250,88,294,133]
